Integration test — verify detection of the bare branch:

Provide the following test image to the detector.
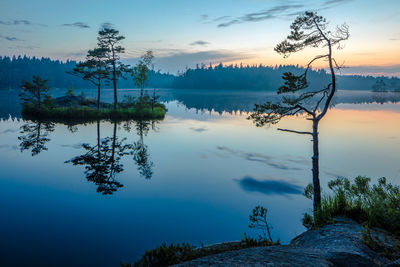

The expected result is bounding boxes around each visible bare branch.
[304,54,329,77]
[313,89,328,113]
[295,104,315,117]
[278,128,313,135]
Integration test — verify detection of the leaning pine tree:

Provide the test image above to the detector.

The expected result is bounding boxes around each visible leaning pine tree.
[70,47,110,109]
[248,11,349,213]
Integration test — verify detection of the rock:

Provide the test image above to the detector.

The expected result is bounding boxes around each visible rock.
[174,217,400,267]
[54,95,86,107]
[385,259,400,267]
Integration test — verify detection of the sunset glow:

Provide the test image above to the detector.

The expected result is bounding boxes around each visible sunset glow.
[1,0,399,75]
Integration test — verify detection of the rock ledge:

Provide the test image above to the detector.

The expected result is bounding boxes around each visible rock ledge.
[175,217,400,266]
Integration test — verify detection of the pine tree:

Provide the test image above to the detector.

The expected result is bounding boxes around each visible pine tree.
[97,26,130,109]
[249,11,349,212]
[70,47,110,109]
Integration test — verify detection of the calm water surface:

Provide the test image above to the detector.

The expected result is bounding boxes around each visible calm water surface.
[0,89,399,266]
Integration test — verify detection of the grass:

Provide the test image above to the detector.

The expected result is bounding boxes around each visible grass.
[121,237,279,267]
[302,176,400,235]
[121,205,279,267]
[21,103,166,121]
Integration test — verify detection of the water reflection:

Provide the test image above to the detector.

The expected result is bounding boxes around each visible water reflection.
[66,121,134,195]
[2,89,400,120]
[238,176,303,196]
[123,120,154,179]
[2,97,400,267]
[18,120,55,156]
[372,91,400,104]
[216,146,305,171]
[171,90,400,114]
[17,118,157,194]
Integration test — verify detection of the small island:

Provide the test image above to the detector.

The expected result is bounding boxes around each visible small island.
[19,28,167,122]
[20,84,166,121]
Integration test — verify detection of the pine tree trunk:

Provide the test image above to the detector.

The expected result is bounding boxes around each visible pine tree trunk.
[38,91,41,110]
[97,82,101,110]
[113,62,117,109]
[312,119,321,211]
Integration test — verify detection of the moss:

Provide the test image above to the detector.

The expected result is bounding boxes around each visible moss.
[21,103,167,121]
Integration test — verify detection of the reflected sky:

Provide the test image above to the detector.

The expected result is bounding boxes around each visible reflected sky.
[0,90,399,266]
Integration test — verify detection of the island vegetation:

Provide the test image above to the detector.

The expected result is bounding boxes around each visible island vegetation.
[18,25,166,121]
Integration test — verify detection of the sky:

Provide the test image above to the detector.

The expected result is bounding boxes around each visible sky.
[0,0,399,76]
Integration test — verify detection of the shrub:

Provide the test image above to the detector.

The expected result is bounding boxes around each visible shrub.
[303,176,400,234]
[123,206,279,267]
[248,205,274,242]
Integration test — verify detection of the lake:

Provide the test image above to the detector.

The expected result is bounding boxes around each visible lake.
[0,88,399,266]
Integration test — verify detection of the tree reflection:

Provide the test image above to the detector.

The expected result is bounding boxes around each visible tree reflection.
[124,120,155,179]
[133,120,154,179]
[66,121,133,195]
[65,119,157,194]
[18,120,55,156]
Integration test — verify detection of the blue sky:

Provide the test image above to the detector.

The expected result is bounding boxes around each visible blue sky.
[0,0,399,75]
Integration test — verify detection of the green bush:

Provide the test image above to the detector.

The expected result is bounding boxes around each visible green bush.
[303,176,400,234]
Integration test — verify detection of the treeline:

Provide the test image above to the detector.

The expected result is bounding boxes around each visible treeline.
[0,55,174,89]
[1,56,399,91]
[172,63,400,91]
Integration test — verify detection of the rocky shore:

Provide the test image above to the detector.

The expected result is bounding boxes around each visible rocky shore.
[174,217,400,267]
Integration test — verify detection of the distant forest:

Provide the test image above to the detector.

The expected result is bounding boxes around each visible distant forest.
[0,55,174,89]
[1,55,399,91]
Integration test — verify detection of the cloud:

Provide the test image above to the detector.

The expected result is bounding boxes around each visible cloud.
[215,1,353,27]
[100,22,114,29]
[200,14,209,21]
[237,176,303,195]
[61,22,90,28]
[217,4,304,27]
[323,0,352,6]
[124,49,254,73]
[0,20,31,26]
[201,16,232,24]
[190,40,210,46]
[0,19,46,27]
[213,16,232,22]
[316,0,354,11]
[0,35,23,41]
[7,45,39,50]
